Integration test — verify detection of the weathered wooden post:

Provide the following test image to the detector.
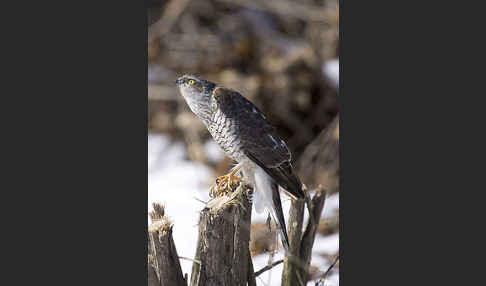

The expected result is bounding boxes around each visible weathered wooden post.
[190,184,253,286]
[148,203,187,286]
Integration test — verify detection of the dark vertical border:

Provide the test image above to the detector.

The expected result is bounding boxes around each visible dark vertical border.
[342,0,423,285]
[340,0,471,284]
[5,1,148,285]
[339,0,343,284]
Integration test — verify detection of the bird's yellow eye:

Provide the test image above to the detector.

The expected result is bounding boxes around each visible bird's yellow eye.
[188,79,195,85]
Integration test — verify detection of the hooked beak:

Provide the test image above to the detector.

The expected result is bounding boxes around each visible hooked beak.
[175,77,183,86]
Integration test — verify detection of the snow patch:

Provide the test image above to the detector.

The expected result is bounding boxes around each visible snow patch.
[323,59,339,89]
[148,133,339,285]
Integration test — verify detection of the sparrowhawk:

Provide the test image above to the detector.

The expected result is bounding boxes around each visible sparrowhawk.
[175,75,305,252]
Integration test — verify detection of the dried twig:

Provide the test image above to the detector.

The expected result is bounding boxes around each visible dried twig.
[323,255,339,278]
[315,255,339,285]
[193,197,208,205]
[179,256,201,265]
[254,259,284,277]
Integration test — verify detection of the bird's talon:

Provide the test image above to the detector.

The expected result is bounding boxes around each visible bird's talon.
[209,171,242,198]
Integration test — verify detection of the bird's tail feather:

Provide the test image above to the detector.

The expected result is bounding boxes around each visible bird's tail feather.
[254,166,290,253]
[270,181,290,253]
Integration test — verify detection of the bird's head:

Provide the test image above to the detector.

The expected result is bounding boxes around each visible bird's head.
[176,75,217,120]
[175,75,216,105]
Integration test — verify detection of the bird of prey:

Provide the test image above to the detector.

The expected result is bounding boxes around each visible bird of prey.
[175,75,305,252]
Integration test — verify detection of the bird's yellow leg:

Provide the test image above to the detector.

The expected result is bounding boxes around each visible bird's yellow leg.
[227,165,242,185]
[209,165,242,197]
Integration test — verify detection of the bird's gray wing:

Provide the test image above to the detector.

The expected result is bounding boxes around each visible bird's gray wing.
[212,87,304,199]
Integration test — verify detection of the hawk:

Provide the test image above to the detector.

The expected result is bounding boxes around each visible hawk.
[176,75,305,252]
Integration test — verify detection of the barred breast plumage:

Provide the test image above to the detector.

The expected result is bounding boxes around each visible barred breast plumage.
[208,108,244,162]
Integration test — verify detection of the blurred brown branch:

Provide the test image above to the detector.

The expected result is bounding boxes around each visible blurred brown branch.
[297,114,339,193]
[216,0,332,22]
[149,0,192,42]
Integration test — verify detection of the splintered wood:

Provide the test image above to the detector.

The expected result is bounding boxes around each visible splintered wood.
[190,184,254,286]
[148,203,187,286]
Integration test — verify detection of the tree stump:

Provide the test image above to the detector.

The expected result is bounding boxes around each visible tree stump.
[148,203,187,286]
[190,184,253,286]
[281,198,305,286]
[299,187,326,282]
[281,187,327,285]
